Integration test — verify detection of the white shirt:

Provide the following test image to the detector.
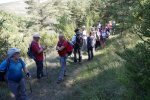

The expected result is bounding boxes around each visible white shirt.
[102,31,107,37]
[82,30,87,39]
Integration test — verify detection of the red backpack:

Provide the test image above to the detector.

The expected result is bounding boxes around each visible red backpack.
[66,41,73,56]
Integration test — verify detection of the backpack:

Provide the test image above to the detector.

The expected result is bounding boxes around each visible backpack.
[87,36,95,48]
[27,43,35,59]
[75,33,83,47]
[106,28,110,38]
[66,41,73,56]
[0,58,24,82]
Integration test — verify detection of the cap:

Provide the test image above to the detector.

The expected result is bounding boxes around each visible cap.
[33,33,41,38]
[7,48,21,58]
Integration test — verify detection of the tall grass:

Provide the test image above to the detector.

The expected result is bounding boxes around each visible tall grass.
[64,33,142,100]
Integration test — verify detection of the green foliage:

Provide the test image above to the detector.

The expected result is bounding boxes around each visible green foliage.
[134,0,150,38]
[0,10,58,61]
[117,43,150,99]
[40,31,58,47]
[0,11,27,61]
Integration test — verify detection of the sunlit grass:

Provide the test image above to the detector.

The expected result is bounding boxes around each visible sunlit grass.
[0,33,141,100]
[65,33,141,100]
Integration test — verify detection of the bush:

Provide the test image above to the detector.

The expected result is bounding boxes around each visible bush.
[118,43,150,99]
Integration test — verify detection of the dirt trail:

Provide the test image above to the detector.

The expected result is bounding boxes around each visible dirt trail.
[28,51,87,100]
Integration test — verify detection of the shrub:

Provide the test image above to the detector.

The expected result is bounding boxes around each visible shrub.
[117,43,150,99]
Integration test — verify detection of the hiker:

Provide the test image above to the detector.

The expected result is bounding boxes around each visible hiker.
[97,21,102,30]
[112,21,116,35]
[100,26,107,48]
[81,26,87,51]
[95,27,101,49]
[30,33,46,79]
[107,21,113,34]
[0,48,30,100]
[87,32,95,60]
[105,25,110,38]
[56,34,68,84]
[71,28,83,63]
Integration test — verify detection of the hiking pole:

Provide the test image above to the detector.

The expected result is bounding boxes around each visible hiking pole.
[44,51,48,79]
[28,78,32,93]
[26,77,32,93]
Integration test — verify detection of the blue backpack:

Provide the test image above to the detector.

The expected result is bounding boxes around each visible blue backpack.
[27,43,35,59]
[0,58,24,82]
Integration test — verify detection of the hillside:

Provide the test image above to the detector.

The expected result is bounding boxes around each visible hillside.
[0,33,143,100]
[0,0,27,15]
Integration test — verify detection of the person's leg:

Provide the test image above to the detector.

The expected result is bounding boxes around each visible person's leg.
[87,48,90,60]
[19,78,28,100]
[58,56,66,81]
[91,48,94,59]
[78,48,82,62]
[103,38,106,48]
[35,61,41,79]
[8,81,20,100]
[101,38,104,48]
[84,38,87,51]
[74,48,77,63]
[39,61,44,77]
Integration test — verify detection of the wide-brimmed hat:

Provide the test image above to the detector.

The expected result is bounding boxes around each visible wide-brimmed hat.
[33,33,41,38]
[7,48,21,58]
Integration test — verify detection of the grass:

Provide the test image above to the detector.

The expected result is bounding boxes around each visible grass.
[63,33,141,100]
[0,33,141,100]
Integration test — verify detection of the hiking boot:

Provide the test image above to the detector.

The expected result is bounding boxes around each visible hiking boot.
[74,60,77,63]
[37,75,41,79]
[64,74,67,77]
[57,79,63,84]
[41,74,47,77]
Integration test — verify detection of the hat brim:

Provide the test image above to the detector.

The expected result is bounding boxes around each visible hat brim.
[33,36,41,38]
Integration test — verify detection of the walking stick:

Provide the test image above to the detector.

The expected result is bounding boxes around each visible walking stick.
[26,77,32,93]
[44,52,48,79]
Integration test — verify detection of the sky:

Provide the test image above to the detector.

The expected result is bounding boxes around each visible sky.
[0,0,20,4]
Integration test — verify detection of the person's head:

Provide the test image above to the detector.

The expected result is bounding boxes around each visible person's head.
[89,32,92,36]
[105,25,108,28]
[82,26,86,30]
[59,34,65,41]
[7,48,21,60]
[74,28,80,33]
[33,33,41,42]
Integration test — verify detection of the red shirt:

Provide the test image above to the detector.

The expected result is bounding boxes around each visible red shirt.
[57,40,68,57]
[31,41,44,61]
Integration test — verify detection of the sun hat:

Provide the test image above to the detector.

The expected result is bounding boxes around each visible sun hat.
[7,48,21,58]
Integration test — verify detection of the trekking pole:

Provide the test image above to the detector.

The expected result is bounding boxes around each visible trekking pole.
[26,77,32,93]
[44,52,48,79]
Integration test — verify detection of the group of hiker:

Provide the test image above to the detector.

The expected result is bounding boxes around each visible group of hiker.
[0,21,113,100]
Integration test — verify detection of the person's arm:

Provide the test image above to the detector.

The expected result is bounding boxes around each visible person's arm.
[0,60,7,71]
[32,44,44,54]
[71,36,76,44]
[23,67,29,74]
[38,45,47,53]
[38,48,44,54]
[57,41,67,51]
[59,46,65,51]
[57,44,65,51]
[23,67,31,78]
[56,42,60,50]
[21,60,30,77]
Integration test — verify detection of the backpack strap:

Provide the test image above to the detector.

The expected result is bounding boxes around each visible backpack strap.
[5,58,11,72]
[19,58,24,68]
[5,58,24,72]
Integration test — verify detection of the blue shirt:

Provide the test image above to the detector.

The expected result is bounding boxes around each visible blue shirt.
[0,58,26,82]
